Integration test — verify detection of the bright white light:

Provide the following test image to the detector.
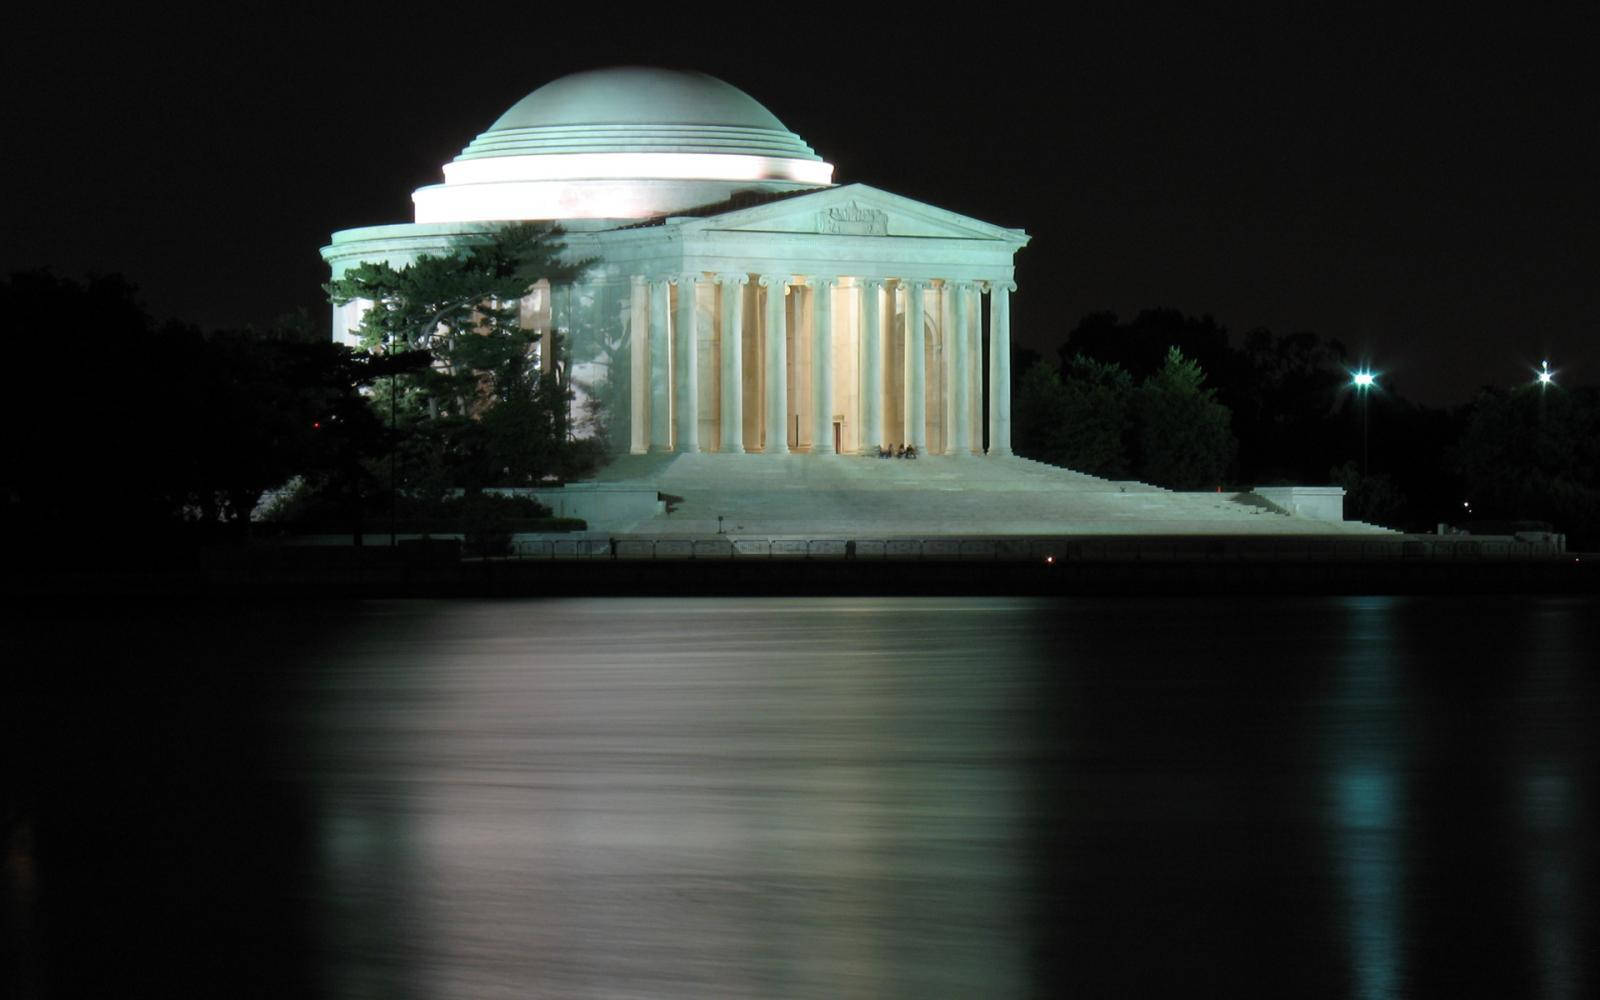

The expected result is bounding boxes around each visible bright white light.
[442,152,835,186]
[414,175,827,223]
[1537,360,1554,386]
[1353,371,1376,388]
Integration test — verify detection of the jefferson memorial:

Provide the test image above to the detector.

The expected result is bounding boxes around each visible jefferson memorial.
[324,67,1380,538]
[323,66,1027,459]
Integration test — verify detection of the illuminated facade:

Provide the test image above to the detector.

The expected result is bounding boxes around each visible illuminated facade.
[323,67,1029,456]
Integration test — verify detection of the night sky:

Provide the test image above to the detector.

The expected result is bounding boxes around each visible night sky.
[6,7,1595,406]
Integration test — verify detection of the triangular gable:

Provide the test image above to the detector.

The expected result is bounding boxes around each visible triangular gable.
[678,184,1029,244]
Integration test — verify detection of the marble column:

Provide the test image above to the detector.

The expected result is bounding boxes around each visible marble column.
[674,273,699,453]
[537,281,556,376]
[759,275,788,454]
[950,281,972,455]
[629,275,648,454]
[649,277,672,452]
[719,273,746,453]
[550,282,569,375]
[811,277,836,454]
[904,280,927,452]
[988,281,1014,456]
[860,278,883,454]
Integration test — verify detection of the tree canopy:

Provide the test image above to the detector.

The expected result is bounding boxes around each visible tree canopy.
[1135,346,1236,490]
[1014,346,1235,489]
[325,223,603,488]
[2,269,402,547]
[326,222,593,422]
[1454,384,1600,542]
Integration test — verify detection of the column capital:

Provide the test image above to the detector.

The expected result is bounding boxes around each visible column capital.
[809,275,837,290]
[675,272,708,287]
[900,278,929,292]
[630,273,647,287]
[992,280,1017,294]
[756,273,785,289]
[716,272,750,287]
[859,277,885,290]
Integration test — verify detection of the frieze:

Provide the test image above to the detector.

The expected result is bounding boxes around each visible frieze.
[816,201,889,236]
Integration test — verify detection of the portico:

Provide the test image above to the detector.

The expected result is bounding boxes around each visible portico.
[594,185,1025,458]
[622,270,1016,458]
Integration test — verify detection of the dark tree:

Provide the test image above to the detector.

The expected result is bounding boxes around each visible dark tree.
[1134,347,1237,490]
[325,222,590,420]
[1454,384,1600,546]
[1013,356,1135,478]
[1,270,406,552]
[326,223,598,487]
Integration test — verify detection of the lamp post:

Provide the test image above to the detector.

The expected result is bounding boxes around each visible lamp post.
[1352,370,1376,477]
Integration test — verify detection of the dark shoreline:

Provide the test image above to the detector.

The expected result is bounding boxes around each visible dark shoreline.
[8,544,1595,599]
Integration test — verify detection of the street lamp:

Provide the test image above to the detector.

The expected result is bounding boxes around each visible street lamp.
[1352,369,1377,476]
[1536,359,1554,387]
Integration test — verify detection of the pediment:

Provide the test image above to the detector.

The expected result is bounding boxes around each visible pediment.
[679,184,1028,244]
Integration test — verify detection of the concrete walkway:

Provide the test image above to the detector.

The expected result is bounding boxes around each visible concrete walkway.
[589,453,1393,537]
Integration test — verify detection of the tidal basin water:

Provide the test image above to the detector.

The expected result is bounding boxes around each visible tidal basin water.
[9,595,1599,998]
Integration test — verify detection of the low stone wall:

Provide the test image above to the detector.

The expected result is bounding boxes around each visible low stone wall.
[498,533,1570,561]
[1250,486,1346,521]
[486,484,664,527]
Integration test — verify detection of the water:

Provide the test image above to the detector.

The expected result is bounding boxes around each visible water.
[6,595,1597,998]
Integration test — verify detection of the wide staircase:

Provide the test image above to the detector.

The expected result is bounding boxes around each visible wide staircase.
[589,452,1395,537]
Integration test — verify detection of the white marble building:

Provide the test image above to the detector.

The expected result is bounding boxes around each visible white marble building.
[323,67,1029,457]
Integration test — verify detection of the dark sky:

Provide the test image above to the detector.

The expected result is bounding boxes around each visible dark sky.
[6,7,1595,406]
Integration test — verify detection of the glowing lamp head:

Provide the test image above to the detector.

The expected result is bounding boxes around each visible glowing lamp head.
[1352,371,1376,388]
[1537,360,1554,386]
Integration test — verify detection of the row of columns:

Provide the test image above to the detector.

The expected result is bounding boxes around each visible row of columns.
[635,273,1013,457]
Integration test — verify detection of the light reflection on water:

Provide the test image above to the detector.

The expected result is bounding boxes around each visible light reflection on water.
[10,594,1599,998]
[300,599,1035,999]
[1329,596,1407,1000]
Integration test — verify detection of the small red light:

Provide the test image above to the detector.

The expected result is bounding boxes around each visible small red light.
[313,421,320,429]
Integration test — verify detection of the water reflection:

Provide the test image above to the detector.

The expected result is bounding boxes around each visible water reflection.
[1513,599,1593,1000]
[8,594,1598,998]
[296,599,1033,998]
[1521,768,1577,1000]
[1326,596,1408,999]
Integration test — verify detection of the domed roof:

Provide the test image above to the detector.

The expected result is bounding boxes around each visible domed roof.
[414,67,833,224]
[456,66,823,162]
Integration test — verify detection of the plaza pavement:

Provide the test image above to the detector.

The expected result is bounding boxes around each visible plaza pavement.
[589,452,1394,537]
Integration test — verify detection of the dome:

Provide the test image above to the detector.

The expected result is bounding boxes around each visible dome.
[413,67,834,225]
[460,67,822,162]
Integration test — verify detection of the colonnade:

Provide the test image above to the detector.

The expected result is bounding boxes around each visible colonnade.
[628,273,1014,457]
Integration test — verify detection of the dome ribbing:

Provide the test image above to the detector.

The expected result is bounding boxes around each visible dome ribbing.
[455,67,822,163]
